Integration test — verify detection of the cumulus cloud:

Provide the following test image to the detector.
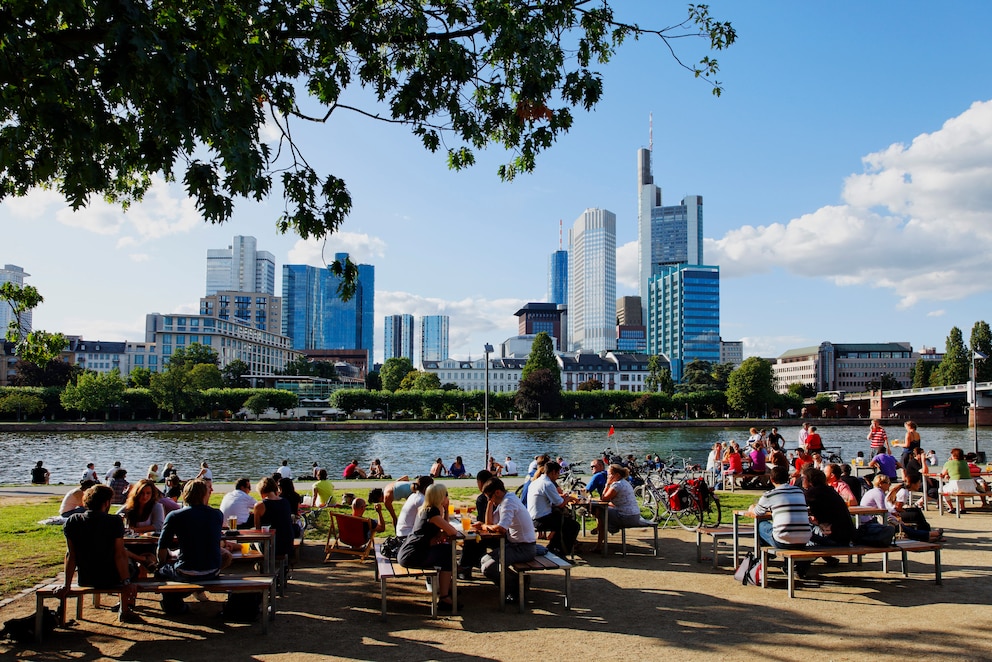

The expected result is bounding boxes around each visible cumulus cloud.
[706,99,992,308]
[286,233,388,267]
[616,240,638,289]
[3,177,201,244]
[375,290,526,360]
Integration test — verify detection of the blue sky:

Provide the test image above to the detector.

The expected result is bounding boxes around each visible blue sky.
[4,1,992,365]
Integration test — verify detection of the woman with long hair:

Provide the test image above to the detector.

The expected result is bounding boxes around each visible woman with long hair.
[252,477,296,558]
[120,479,165,533]
[397,483,461,610]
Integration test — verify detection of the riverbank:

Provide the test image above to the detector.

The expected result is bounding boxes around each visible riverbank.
[0,417,880,433]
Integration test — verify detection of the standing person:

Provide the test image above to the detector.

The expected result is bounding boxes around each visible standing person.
[156,479,230,615]
[767,427,784,451]
[476,478,537,606]
[81,462,99,483]
[31,461,50,485]
[797,422,810,450]
[867,419,888,458]
[397,484,462,610]
[55,485,139,623]
[276,460,293,480]
[896,421,922,467]
[747,466,811,550]
[503,456,517,476]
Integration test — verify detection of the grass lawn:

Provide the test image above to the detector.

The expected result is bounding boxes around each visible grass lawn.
[0,497,66,598]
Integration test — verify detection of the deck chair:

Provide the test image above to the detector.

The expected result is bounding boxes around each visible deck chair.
[324,513,375,562]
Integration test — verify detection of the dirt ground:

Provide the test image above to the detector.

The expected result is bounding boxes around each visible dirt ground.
[2,506,991,662]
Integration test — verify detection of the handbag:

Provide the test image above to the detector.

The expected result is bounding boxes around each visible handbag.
[733,551,762,586]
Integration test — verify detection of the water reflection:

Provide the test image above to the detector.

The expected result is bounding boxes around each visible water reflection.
[0,424,981,485]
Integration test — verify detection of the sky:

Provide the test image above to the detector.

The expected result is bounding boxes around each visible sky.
[4,1,992,366]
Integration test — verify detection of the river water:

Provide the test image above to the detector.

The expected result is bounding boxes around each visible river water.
[1,423,985,485]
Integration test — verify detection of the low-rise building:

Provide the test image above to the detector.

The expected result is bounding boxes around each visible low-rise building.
[772,341,916,394]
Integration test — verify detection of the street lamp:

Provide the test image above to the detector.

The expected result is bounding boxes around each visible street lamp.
[973,350,987,455]
[484,343,493,470]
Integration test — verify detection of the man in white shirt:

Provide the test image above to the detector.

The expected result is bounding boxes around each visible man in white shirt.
[105,461,122,484]
[81,463,99,483]
[477,478,536,604]
[219,478,257,527]
[503,457,517,476]
[395,476,433,537]
[526,462,578,556]
[276,460,293,479]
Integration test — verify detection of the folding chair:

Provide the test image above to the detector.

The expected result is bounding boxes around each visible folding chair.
[324,513,375,562]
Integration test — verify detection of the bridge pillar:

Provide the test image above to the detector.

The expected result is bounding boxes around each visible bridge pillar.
[869,391,888,420]
[969,394,992,427]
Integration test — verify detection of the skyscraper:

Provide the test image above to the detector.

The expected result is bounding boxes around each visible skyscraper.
[281,253,374,354]
[647,264,720,382]
[205,235,276,296]
[420,315,449,364]
[548,249,568,306]
[384,314,414,362]
[568,208,616,353]
[637,148,703,306]
[0,264,30,337]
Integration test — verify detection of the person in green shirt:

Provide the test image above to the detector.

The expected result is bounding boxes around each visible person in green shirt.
[311,469,335,507]
[941,447,976,514]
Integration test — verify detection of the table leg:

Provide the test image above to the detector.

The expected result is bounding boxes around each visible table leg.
[451,540,458,614]
[498,537,506,612]
[732,513,740,566]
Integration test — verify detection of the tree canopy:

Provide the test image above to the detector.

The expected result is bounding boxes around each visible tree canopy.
[725,357,776,416]
[1,2,733,292]
[380,357,414,392]
[521,332,560,383]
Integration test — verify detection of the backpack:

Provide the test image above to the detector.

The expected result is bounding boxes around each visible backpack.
[854,522,896,547]
[380,535,403,560]
[733,551,762,586]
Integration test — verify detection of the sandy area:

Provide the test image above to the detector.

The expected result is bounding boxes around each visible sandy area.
[2,501,991,662]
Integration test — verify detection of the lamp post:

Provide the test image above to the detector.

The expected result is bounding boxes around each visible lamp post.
[484,343,493,471]
[973,351,987,455]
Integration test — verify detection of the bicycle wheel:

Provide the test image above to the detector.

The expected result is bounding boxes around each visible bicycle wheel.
[673,502,702,531]
[698,494,722,528]
[634,485,658,522]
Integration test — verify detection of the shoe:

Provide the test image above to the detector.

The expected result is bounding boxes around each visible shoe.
[823,556,840,567]
[193,591,210,602]
[110,603,121,613]
[456,568,472,581]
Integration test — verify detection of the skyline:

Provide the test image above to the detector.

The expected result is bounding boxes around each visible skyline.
[3,2,992,366]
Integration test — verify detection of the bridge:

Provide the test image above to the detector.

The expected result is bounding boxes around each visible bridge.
[829,382,992,425]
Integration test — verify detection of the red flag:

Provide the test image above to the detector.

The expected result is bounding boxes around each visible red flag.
[608,425,615,437]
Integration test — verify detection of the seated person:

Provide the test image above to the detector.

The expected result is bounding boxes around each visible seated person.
[839,463,867,503]
[310,469,335,507]
[220,478,258,528]
[526,461,578,556]
[156,479,231,614]
[941,448,978,513]
[343,459,367,479]
[744,444,767,475]
[109,469,130,505]
[429,458,448,477]
[861,474,943,543]
[253,477,297,558]
[397,484,462,610]
[503,456,517,476]
[804,426,824,453]
[55,485,141,623]
[449,456,468,479]
[798,465,855,578]
[585,458,608,498]
[593,464,643,552]
[476,478,537,605]
[31,461,51,485]
[59,479,97,517]
[368,459,386,479]
[868,449,901,482]
[348,497,386,542]
[456,470,494,579]
[747,465,811,550]
[119,479,166,534]
[394,476,433,537]
[824,463,857,506]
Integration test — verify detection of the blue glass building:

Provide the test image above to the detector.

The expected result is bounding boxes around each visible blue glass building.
[548,249,568,306]
[281,253,374,353]
[384,314,414,362]
[420,315,449,364]
[647,264,720,382]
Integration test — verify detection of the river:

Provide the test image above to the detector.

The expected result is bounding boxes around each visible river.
[1,423,985,485]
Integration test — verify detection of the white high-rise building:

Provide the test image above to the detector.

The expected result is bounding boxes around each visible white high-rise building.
[0,264,31,337]
[206,236,275,296]
[568,208,616,353]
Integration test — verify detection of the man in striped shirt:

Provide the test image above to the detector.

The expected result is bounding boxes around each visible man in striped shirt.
[867,419,888,458]
[748,465,811,549]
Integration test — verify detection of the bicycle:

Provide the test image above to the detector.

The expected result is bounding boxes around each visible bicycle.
[634,470,722,530]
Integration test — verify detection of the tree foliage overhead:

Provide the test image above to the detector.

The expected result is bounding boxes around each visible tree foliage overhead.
[0,283,67,365]
[1,2,733,292]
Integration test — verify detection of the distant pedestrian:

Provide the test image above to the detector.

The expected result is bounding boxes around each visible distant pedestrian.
[867,419,889,458]
[31,461,50,485]
[105,461,122,484]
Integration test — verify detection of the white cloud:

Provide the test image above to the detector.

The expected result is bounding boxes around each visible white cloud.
[616,240,638,289]
[286,233,387,267]
[707,99,992,308]
[926,309,946,318]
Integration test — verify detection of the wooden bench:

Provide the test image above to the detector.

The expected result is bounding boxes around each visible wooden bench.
[759,540,942,598]
[510,551,573,614]
[605,520,659,557]
[34,576,276,642]
[940,491,984,517]
[373,544,439,620]
[696,525,753,569]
